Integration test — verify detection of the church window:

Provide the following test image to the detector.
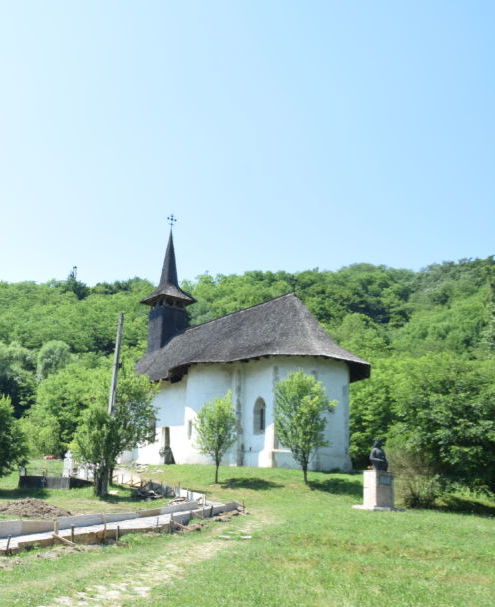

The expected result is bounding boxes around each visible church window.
[253,398,266,434]
[187,420,193,440]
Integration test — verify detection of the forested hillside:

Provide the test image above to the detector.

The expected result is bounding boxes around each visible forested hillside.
[1,257,494,490]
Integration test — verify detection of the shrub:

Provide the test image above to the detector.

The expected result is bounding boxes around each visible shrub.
[387,440,443,508]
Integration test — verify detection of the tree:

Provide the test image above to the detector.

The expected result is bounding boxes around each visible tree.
[195,391,237,483]
[36,340,72,381]
[349,357,399,468]
[274,370,334,483]
[72,405,116,496]
[332,312,390,362]
[389,353,495,490]
[350,352,495,491]
[61,266,89,300]
[479,260,495,352]
[0,395,28,477]
[0,342,36,417]
[36,362,109,451]
[19,405,61,457]
[72,365,156,496]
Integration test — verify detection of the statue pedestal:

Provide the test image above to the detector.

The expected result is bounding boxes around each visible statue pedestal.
[353,469,399,511]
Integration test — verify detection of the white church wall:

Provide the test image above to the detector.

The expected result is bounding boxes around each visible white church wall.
[308,357,352,472]
[269,357,352,472]
[134,379,186,464]
[238,358,275,468]
[133,355,352,472]
[182,364,234,465]
[233,356,351,472]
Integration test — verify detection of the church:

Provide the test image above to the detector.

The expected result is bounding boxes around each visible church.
[126,229,370,472]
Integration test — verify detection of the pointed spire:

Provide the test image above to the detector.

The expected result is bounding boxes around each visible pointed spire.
[158,230,179,288]
[140,226,195,307]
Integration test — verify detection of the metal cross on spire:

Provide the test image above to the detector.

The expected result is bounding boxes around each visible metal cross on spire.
[167,214,177,228]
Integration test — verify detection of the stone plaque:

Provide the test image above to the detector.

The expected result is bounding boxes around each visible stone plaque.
[379,474,392,485]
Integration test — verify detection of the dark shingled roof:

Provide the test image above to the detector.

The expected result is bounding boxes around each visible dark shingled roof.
[141,230,195,306]
[136,293,370,383]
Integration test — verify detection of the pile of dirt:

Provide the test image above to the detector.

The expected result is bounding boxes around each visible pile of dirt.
[0,556,23,569]
[0,546,97,570]
[0,498,71,519]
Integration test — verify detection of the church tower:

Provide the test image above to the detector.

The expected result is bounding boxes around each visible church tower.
[140,223,195,352]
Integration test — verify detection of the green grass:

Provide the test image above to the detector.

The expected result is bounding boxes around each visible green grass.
[0,464,494,607]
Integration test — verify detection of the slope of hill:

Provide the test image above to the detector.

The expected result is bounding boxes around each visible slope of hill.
[1,257,494,489]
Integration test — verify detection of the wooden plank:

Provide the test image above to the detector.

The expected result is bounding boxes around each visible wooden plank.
[52,533,81,550]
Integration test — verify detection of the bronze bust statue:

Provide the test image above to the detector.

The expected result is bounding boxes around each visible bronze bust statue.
[370,438,388,471]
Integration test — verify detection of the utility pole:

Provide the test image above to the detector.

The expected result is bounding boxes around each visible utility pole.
[108,313,124,415]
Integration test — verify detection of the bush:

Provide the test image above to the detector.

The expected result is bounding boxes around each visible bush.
[388,441,443,508]
[399,474,443,509]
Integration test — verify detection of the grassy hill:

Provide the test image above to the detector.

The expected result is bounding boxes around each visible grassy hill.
[0,465,493,607]
[2,257,495,488]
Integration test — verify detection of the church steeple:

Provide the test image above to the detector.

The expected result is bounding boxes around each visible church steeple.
[158,230,179,288]
[141,222,195,352]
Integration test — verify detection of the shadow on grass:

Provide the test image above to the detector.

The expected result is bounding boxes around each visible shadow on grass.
[100,486,151,504]
[220,477,284,491]
[0,487,50,501]
[308,477,362,498]
[435,495,495,517]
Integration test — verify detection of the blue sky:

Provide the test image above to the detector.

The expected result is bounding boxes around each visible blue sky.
[1,1,494,286]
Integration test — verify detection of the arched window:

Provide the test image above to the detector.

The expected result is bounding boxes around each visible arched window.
[187,420,193,440]
[253,398,266,434]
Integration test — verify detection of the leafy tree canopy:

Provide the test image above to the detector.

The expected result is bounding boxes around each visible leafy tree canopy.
[2,254,495,490]
[0,341,36,416]
[274,370,334,484]
[351,353,495,490]
[195,391,237,483]
[35,360,110,451]
[72,362,156,496]
[0,395,28,477]
[36,340,72,381]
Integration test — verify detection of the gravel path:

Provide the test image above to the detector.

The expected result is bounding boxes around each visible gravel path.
[36,519,257,607]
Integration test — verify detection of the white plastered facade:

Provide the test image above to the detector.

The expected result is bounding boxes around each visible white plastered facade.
[123,355,352,472]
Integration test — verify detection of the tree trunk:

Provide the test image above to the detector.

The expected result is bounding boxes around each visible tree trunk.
[215,457,220,484]
[94,466,110,497]
[303,463,308,485]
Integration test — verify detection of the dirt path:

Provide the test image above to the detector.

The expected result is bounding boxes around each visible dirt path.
[37,519,259,607]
